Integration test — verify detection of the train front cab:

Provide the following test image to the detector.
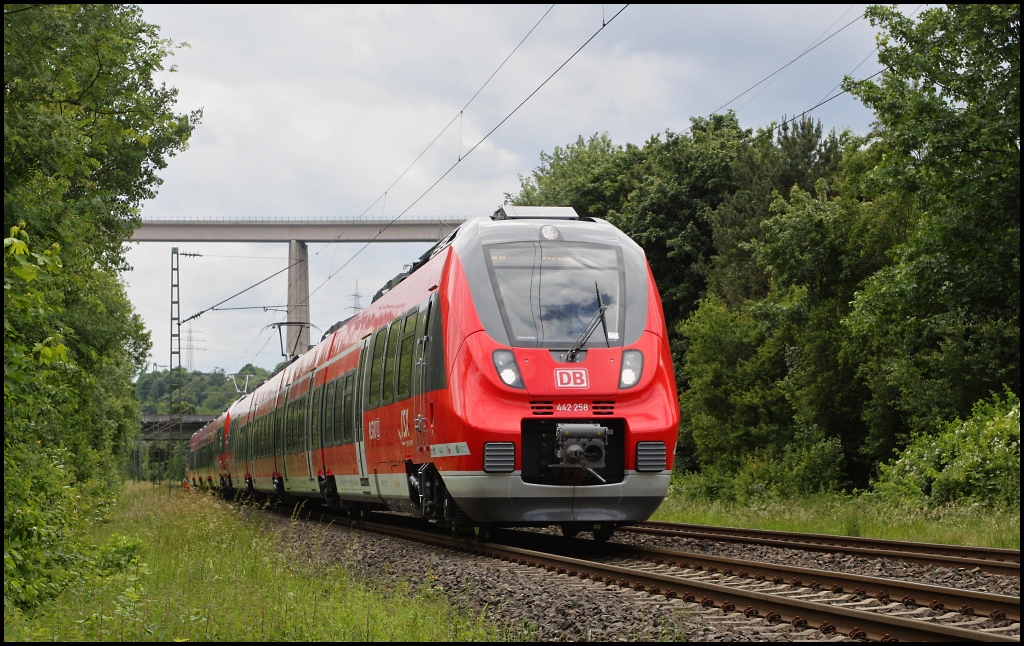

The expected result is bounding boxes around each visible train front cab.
[429,211,679,528]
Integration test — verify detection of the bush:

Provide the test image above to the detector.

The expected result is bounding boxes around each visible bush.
[670,427,845,502]
[874,389,1020,506]
[3,442,84,610]
[668,467,738,501]
[732,428,845,499]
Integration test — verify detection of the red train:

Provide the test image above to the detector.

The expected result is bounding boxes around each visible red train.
[186,206,679,539]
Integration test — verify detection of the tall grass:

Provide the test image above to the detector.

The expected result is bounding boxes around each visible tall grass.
[5,483,501,641]
[653,472,1020,549]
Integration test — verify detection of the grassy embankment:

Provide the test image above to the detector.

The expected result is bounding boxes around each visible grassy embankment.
[652,472,1020,549]
[7,476,1016,641]
[5,483,503,642]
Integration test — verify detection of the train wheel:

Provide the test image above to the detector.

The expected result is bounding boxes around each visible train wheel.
[592,523,615,542]
[560,523,582,539]
[472,525,491,541]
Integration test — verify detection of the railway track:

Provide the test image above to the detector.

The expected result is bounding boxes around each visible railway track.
[627,521,1021,577]
[322,512,1020,642]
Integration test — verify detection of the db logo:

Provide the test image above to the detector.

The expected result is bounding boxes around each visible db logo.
[554,368,589,389]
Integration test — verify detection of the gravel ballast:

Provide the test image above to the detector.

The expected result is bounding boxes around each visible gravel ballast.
[258,511,864,641]
[244,503,1018,641]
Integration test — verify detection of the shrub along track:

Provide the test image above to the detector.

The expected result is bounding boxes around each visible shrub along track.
[256,499,1019,642]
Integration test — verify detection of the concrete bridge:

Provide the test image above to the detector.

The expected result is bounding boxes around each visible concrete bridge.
[132,216,467,358]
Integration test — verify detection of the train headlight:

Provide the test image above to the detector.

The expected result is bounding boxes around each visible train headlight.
[619,350,643,388]
[492,350,525,389]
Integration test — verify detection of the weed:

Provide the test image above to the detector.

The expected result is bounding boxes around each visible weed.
[654,472,1019,548]
[6,483,500,641]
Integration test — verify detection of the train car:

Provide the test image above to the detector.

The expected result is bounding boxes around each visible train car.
[186,205,679,539]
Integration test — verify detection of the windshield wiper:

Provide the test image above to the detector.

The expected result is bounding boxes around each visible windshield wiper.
[565,283,609,362]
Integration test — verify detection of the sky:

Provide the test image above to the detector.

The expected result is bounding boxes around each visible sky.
[126,3,905,376]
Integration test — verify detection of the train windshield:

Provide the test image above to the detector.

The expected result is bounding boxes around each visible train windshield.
[484,242,625,348]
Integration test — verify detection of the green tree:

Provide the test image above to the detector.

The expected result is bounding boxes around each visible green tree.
[874,389,1020,506]
[679,294,793,471]
[679,120,870,483]
[5,3,199,269]
[4,4,198,610]
[609,114,746,350]
[843,4,1020,456]
[508,133,639,221]
[707,117,847,309]
[136,364,271,416]
[4,224,80,610]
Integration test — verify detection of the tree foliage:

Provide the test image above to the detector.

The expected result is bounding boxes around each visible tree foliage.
[708,117,847,308]
[874,390,1020,506]
[4,4,198,610]
[136,364,272,416]
[842,3,1020,450]
[509,4,1019,501]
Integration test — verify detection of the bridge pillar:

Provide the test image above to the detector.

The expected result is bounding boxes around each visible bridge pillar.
[287,240,310,358]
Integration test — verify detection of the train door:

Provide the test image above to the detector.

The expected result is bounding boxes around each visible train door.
[354,336,373,495]
[281,385,294,482]
[413,294,435,453]
[221,413,231,487]
[272,397,283,482]
[245,407,256,483]
[306,378,323,483]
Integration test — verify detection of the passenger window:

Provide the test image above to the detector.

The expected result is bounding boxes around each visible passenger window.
[335,375,347,444]
[294,397,302,451]
[296,398,302,450]
[382,320,403,404]
[280,404,287,453]
[368,329,387,409]
[288,401,296,452]
[343,372,355,444]
[311,389,321,448]
[324,381,336,447]
[397,311,418,399]
[285,402,293,453]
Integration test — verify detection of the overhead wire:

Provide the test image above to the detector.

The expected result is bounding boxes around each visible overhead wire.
[188,3,897,372]
[181,259,298,324]
[216,5,560,372]
[189,5,555,327]
[193,253,288,260]
[303,4,631,305]
[735,4,859,113]
[767,67,886,136]
[322,3,556,279]
[227,1,862,369]
[813,3,925,105]
[704,11,866,120]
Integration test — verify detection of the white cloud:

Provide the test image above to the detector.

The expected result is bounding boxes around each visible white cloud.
[129,4,903,374]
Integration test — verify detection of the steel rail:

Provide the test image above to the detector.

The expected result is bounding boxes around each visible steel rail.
[602,541,1020,624]
[248,501,1018,641]
[629,521,1021,576]
[350,518,1018,643]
